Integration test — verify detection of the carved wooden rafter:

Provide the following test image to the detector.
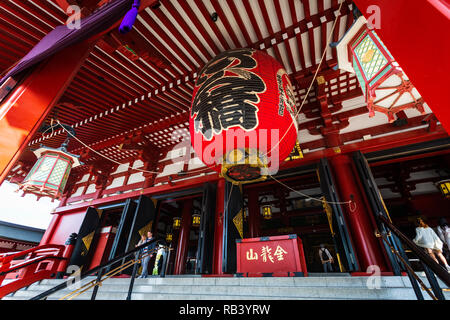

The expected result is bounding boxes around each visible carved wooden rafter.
[97,24,171,70]
[306,76,350,148]
[88,160,118,189]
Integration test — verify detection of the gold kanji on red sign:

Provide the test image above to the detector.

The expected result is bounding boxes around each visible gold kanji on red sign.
[274,245,288,261]
[261,246,274,263]
[246,248,258,261]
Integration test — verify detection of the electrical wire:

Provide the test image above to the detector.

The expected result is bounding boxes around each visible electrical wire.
[36,1,350,211]
[55,120,162,175]
[268,173,357,212]
[262,0,345,159]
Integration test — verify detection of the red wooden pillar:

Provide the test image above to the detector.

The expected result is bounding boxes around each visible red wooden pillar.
[0,40,93,183]
[247,188,260,238]
[212,179,225,275]
[329,154,388,271]
[39,213,61,245]
[174,199,193,275]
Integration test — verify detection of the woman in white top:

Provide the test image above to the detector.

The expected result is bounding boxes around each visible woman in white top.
[413,218,450,271]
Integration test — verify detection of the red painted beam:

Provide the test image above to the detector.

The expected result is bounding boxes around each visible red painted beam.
[281,125,448,171]
[370,149,450,167]
[300,115,444,152]
[54,172,219,214]
[0,41,93,184]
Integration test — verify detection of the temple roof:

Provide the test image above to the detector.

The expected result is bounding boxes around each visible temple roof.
[0,0,442,183]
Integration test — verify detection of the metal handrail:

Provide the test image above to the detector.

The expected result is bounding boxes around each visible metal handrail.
[30,238,161,300]
[377,231,437,300]
[61,248,159,300]
[378,214,450,288]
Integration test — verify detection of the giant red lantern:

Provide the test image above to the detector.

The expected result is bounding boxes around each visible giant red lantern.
[190,48,298,184]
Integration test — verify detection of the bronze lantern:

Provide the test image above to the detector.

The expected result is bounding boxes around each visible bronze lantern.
[436,180,450,199]
[173,217,182,230]
[192,214,201,227]
[262,205,272,220]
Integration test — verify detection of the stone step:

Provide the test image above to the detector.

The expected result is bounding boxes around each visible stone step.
[6,287,424,300]
[7,285,444,300]
[2,293,339,300]
[33,275,417,287]
[3,276,449,300]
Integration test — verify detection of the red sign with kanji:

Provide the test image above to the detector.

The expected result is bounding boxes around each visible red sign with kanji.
[236,234,308,276]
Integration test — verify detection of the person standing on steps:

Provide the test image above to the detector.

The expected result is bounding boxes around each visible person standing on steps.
[319,244,334,273]
[436,217,450,261]
[138,231,155,278]
[413,218,450,272]
[135,234,147,277]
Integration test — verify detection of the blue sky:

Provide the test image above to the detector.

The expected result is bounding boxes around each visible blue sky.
[0,181,57,230]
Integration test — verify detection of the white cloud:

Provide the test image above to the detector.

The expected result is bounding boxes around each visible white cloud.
[0,182,58,230]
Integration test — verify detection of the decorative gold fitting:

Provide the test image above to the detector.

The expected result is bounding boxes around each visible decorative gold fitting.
[221,148,269,185]
[316,76,326,85]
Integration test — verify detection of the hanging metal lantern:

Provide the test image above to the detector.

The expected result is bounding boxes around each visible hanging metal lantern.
[190,48,298,185]
[336,16,426,122]
[18,125,80,200]
[165,232,173,243]
[192,214,201,227]
[262,205,272,220]
[173,217,182,230]
[436,180,450,199]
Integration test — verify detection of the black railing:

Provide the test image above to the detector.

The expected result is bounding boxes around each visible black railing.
[378,214,450,300]
[30,238,169,300]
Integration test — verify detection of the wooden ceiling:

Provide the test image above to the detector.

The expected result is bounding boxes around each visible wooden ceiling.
[0,0,439,181]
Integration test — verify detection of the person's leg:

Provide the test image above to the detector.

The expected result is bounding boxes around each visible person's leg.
[322,262,327,273]
[426,248,439,264]
[434,250,450,269]
[141,256,150,278]
[328,262,333,272]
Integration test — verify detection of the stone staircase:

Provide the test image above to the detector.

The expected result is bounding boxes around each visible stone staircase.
[3,274,449,300]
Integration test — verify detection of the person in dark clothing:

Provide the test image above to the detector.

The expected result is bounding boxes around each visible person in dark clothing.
[138,231,154,278]
[319,244,334,273]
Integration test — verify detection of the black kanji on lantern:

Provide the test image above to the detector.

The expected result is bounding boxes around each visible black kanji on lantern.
[191,49,266,140]
[276,69,297,120]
